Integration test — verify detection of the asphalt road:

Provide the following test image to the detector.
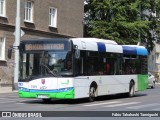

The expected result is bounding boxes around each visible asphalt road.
[0,84,160,120]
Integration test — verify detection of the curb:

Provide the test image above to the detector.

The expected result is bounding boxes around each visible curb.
[0,90,18,94]
[155,82,160,85]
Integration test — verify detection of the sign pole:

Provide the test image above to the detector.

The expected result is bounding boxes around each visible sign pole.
[13,0,21,90]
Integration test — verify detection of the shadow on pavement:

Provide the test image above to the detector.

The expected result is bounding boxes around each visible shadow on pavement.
[19,93,147,105]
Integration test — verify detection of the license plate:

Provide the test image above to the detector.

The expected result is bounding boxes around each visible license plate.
[37,95,49,98]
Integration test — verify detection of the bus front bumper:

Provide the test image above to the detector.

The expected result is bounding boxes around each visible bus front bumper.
[18,87,74,99]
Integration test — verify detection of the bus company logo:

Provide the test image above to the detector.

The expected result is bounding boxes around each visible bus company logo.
[41,79,45,84]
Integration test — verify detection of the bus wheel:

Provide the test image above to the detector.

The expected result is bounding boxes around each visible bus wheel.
[129,82,135,97]
[89,86,96,102]
[151,81,155,89]
[42,99,51,103]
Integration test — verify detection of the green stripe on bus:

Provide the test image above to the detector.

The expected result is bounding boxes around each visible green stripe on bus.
[137,75,148,91]
[18,89,74,99]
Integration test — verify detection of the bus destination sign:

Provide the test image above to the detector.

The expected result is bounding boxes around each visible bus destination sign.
[25,44,65,51]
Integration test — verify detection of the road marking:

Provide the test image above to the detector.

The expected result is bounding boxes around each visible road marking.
[0,100,17,104]
[0,98,25,102]
[103,102,140,107]
[83,101,122,107]
[0,98,8,100]
[0,98,37,104]
[0,97,21,100]
[4,96,19,98]
[152,108,160,111]
[126,103,160,109]
[16,103,25,105]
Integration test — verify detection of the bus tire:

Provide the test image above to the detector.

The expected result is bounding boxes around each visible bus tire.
[151,81,155,89]
[129,81,135,97]
[89,86,96,102]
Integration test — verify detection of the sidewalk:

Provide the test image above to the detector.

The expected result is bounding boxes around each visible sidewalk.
[156,82,160,85]
[0,86,17,93]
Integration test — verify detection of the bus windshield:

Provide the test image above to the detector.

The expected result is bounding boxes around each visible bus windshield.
[19,51,73,81]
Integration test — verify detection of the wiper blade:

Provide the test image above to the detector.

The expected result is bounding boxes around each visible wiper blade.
[41,64,61,77]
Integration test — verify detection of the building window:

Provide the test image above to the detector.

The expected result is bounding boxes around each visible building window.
[49,7,57,28]
[0,0,5,17]
[0,37,5,60]
[24,1,33,22]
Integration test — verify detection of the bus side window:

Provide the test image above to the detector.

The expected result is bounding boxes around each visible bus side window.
[88,59,96,75]
[105,63,110,75]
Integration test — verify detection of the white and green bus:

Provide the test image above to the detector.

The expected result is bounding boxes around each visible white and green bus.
[16,38,148,102]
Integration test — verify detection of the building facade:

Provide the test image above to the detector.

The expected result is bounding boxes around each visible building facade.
[0,0,84,86]
[148,44,160,75]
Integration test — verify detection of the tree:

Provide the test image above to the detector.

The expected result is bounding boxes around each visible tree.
[84,0,160,52]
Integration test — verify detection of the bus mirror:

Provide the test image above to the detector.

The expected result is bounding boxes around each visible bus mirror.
[74,45,80,59]
[103,58,106,63]
[8,47,12,59]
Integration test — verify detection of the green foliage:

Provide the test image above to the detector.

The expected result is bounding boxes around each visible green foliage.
[84,0,160,52]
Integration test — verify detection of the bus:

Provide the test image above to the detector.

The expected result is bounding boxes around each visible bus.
[14,38,148,102]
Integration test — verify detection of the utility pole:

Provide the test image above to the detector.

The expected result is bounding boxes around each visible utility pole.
[13,0,21,90]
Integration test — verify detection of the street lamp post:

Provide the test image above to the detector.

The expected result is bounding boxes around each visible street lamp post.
[13,0,21,90]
